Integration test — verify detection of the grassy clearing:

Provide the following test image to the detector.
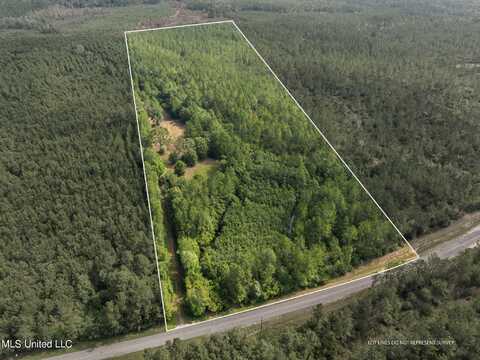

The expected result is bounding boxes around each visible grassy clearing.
[184,158,218,179]
[153,115,218,180]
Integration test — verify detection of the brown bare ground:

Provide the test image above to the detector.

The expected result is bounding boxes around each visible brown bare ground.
[158,119,185,160]
[160,119,185,141]
[139,3,211,29]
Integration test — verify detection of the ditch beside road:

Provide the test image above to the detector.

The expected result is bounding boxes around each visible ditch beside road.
[43,213,480,360]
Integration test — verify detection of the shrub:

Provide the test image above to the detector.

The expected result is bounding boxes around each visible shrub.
[174,160,186,176]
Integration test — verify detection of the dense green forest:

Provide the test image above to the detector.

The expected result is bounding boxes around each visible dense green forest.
[0,5,172,355]
[186,0,480,239]
[1,0,479,355]
[128,23,408,319]
[143,247,480,359]
[0,0,164,31]
[0,0,162,17]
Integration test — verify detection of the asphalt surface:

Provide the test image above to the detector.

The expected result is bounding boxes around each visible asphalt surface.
[46,227,480,360]
[47,277,374,360]
[422,224,480,259]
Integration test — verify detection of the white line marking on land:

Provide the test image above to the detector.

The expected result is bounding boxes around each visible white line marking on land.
[125,19,234,34]
[173,256,418,330]
[124,20,420,332]
[124,32,168,331]
[230,21,418,259]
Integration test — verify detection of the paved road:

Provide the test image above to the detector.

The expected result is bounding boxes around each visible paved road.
[47,227,480,360]
[47,276,374,360]
[422,224,480,259]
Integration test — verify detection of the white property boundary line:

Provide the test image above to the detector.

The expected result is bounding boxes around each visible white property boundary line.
[173,255,418,331]
[230,21,419,258]
[124,20,420,332]
[124,32,168,329]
